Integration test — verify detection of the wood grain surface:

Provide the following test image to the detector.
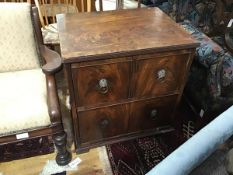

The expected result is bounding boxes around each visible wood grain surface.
[128,95,177,132]
[57,7,199,62]
[72,59,130,107]
[133,53,189,98]
[78,104,129,143]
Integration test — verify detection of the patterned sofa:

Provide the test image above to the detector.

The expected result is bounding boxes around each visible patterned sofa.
[156,0,233,122]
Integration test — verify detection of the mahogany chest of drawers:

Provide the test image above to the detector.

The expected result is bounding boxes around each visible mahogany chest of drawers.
[57,8,199,152]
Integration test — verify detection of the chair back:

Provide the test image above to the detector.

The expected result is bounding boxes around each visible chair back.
[35,0,93,28]
[0,3,40,73]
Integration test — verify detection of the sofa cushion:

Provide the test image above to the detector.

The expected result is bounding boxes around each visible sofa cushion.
[0,3,40,73]
[181,21,225,67]
[181,21,233,94]
[181,21,233,114]
[0,69,51,136]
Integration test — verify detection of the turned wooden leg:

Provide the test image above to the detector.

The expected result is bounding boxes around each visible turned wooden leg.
[53,132,72,166]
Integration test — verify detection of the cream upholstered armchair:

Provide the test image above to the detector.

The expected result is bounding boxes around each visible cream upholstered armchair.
[0,3,71,165]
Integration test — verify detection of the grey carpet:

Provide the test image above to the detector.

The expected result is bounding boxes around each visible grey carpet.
[190,149,228,175]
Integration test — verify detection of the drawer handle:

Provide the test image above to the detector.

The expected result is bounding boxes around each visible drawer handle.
[156,69,166,80]
[150,109,158,120]
[100,119,109,129]
[98,78,109,94]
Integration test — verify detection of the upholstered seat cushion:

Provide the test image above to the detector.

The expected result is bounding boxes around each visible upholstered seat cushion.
[0,69,51,136]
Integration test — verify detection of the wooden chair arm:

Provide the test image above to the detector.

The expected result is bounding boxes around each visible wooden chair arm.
[46,74,62,125]
[225,19,233,54]
[40,45,63,74]
[39,45,63,124]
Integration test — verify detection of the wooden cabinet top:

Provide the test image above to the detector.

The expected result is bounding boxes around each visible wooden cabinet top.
[57,7,199,63]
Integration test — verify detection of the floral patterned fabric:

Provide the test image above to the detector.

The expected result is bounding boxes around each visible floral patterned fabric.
[181,21,225,67]
[159,0,233,34]
[156,1,233,116]
[181,21,233,115]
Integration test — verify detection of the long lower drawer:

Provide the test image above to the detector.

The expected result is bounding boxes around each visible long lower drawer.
[77,95,177,144]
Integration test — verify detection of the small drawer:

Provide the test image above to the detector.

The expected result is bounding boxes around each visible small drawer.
[133,54,189,98]
[128,95,177,132]
[78,104,129,143]
[72,61,130,107]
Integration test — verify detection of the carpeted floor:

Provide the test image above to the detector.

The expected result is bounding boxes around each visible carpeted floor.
[105,96,194,175]
[190,149,228,175]
[106,134,175,175]
[105,97,231,175]
[106,133,230,175]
